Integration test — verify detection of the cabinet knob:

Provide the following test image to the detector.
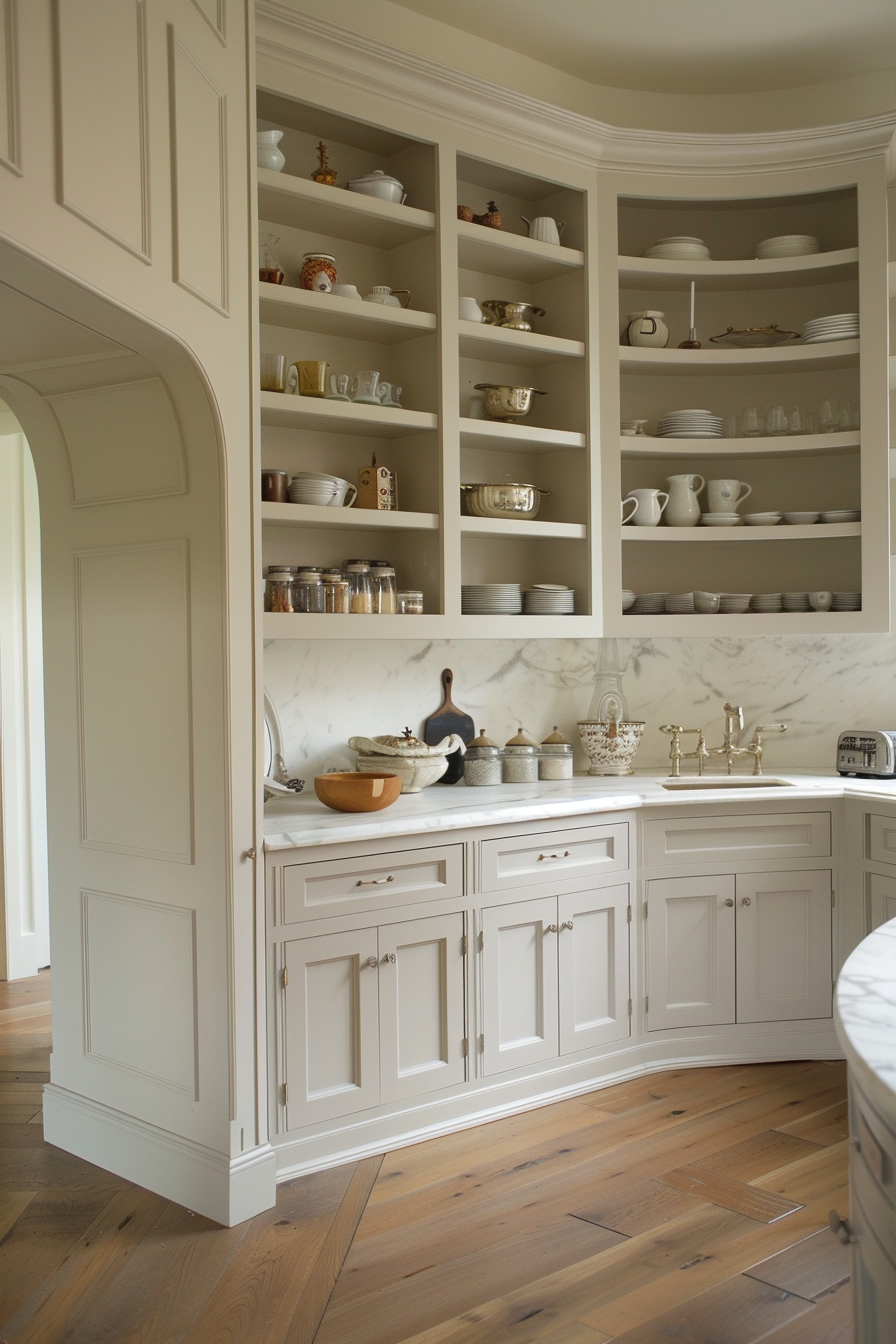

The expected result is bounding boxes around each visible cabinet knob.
[546,923,559,933]
[382,952,396,964]
[244,847,257,861]
[364,956,378,969]
[742,897,752,906]
[828,1209,854,1245]
[724,898,734,907]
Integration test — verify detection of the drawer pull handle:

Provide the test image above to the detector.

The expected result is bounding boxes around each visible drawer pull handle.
[828,1209,854,1245]
[356,875,395,887]
[546,923,559,934]
[561,921,574,931]
[724,899,734,907]
[538,850,571,862]
[382,953,396,964]
[364,956,378,969]
[742,897,752,907]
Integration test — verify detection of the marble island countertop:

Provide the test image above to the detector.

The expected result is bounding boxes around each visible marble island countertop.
[263,769,896,851]
[836,917,896,1123]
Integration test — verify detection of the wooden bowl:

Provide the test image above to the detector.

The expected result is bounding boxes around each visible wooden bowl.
[314,771,402,813]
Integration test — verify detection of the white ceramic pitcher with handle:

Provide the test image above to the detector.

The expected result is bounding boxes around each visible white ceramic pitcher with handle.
[665,473,705,527]
[521,216,564,245]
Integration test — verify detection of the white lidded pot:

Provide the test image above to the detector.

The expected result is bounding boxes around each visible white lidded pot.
[257,129,285,172]
[626,310,669,348]
[348,729,466,793]
[346,169,406,203]
[665,473,705,527]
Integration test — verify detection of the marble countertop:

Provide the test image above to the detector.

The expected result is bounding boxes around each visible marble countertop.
[836,917,896,1123]
[263,769,896,851]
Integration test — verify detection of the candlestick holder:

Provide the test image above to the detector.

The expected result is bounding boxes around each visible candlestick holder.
[678,327,702,349]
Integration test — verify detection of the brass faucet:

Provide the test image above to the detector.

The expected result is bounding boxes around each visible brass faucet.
[661,703,787,777]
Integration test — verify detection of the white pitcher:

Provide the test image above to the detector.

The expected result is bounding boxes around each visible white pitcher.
[665,473,705,527]
[521,216,564,245]
[626,310,669,348]
[625,488,668,526]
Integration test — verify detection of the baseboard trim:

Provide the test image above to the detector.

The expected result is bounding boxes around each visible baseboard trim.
[43,1084,277,1226]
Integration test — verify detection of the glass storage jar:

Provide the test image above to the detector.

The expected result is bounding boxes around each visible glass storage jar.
[322,571,350,614]
[539,727,574,780]
[502,728,539,783]
[372,566,397,614]
[294,568,324,614]
[397,590,424,614]
[463,729,502,786]
[264,568,296,613]
[346,562,373,613]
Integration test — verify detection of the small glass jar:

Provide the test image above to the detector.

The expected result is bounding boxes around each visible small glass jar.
[397,590,424,614]
[502,728,539,784]
[373,566,397,614]
[346,562,373,614]
[322,571,350,614]
[294,568,324,614]
[463,729,502,787]
[539,727,574,780]
[264,568,295,613]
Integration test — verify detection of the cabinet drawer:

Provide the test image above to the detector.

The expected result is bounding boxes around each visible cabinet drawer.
[868,871,896,931]
[643,811,831,868]
[479,822,628,893]
[868,813,896,867]
[281,844,464,922]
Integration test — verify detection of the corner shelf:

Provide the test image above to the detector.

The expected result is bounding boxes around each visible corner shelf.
[621,523,861,542]
[621,431,860,459]
[618,248,859,292]
[259,390,437,437]
[457,221,584,283]
[261,502,439,531]
[619,341,860,376]
[458,321,584,366]
[257,168,435,248]
[259,283,437,342]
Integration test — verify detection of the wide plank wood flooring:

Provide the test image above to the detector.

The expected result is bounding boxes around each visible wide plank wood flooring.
[0,971,852,1342]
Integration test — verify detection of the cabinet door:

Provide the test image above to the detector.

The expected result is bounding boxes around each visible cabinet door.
[869,872,896,931]
[481,897,559,1076]
[646,875,736,1031]
[284,929,380,1127]
[558,884,630,1055]
[378,913,467,1103]
[851,1192,896,1344]
[735,870,832,1023]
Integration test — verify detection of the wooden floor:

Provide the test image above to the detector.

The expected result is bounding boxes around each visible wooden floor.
[0,972,853,1343]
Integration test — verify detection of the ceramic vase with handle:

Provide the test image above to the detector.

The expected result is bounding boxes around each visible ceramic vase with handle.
[625,488,668,526]
[626,310,669,348]
[665,473,705,526]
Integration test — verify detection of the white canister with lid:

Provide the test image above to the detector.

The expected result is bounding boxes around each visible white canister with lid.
[539,727,573,780]
[346,169,406,203]
[463,729,502,787]
[502,727,539,784]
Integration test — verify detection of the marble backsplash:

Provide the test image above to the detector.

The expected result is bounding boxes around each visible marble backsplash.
[265,625,896,780]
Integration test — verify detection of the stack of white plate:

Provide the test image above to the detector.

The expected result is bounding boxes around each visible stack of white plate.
[755,234,820,259]
[832,591,861,611]
[622,589,636,612]
[701,513,743,527]
[720,593,752,613]
[783,592,810,611]
[821,509,860,523]
[631,592,667,614]
[461,583,522,614]
[665,592,695,614]
[751,593,783,613]
[523,586,574,614]
[802,313,859,344]
[657,409,723,438]
[643,237,710,260]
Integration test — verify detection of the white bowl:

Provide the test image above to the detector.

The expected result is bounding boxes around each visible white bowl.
[701,514,743,526]
[694,591,721,613]
[782,511,820,525]
[742,512,782,526]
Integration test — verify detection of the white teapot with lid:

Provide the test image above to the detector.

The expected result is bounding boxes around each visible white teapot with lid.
[348,727,466,792]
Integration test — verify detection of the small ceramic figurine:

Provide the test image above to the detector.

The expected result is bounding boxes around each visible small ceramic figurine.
[311,140,337,187]
[472,201,502,229]
[457,204,474,222]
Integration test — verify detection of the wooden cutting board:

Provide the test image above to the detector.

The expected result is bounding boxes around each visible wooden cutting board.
[423,669,475,784]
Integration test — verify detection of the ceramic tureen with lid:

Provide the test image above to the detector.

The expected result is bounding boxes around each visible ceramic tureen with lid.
[348,727,466,792]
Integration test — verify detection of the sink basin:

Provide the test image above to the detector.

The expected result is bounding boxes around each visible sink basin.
[662,777,794,790]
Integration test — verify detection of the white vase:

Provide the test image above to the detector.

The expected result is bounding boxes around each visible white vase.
[257,130,285,173]
[626,310,669,348]
[665,473,705,527]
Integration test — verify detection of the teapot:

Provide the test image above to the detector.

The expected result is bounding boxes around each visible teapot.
[521,216,564,246]
[348,728,466,793]
[626,310,669,348]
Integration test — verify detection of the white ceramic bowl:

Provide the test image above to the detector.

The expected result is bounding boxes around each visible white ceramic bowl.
[355,753,447,793]
[743,512,782,526]
[782,511,820,525]
[577,720,645,776]
[694,591,721,613]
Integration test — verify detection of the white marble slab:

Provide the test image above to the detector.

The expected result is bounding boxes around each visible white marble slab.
[836,917,896,1125]
[263,769,895,850]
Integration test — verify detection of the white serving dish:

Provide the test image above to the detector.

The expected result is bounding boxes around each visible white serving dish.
[782,511,820,525]
[346,169,406,203]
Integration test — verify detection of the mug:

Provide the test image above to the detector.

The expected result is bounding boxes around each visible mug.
[326,373,351,401]
[625,488,668,526]
[377,381,393,405]
[259,353,287,392]
[350,370,381,404]
[621,497,639,525]
[261,469,289,502]
[287,360,329,397]
[707,479,752,512]
[459,296,484,322]
[809,590,833,611]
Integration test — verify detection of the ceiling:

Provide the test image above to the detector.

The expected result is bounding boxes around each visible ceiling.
[389,0,896,95]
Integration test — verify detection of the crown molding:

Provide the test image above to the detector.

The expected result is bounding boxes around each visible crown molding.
[255,3,896,178]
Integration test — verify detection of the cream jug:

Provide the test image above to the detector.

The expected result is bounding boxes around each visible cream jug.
[521,216,564,245]
[665,473,705,527]
[625,488,668,526]
[626,310,669,348]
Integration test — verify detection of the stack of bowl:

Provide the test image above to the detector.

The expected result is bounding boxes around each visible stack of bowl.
[832,591,862,611]
[719,593,751,613]
[643,237,710,260]
[755,234,820,259]
[289,471,355,507]
[523,586,574,614]
[752,593,783,613]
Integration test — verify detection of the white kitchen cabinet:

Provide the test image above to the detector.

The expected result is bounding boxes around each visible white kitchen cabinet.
[481,883,630,1075]
[282,911,466,1128]
[869,872,896,931]
[646,869,832,1030]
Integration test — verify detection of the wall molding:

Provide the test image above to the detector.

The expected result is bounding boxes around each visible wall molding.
[0,0,21,176]
[43,1084,277,1225]
[255,3,896,178]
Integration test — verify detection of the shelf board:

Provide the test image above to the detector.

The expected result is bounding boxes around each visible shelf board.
[620,431,860,459]
[459,418,586,454]
[259,283,436,342]
[616,611,869,635]
[460,516,586,540]
[622,522,861,542]
[259,390,437,437]
[620,340,859,376]
[618,248,859,292]
[264,613,595,639]
[257,168,435,248]
[458,321,584,366]
[261,502,439,531]
[457,221,585,282]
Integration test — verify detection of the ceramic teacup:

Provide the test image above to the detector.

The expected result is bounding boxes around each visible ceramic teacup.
[350,370,381,404]
[331,284,363,300]
[707,478,752,512]
[327,373,351,401]
[809,590,833,611]
[625,488,668,526]
[287,360,329,397]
